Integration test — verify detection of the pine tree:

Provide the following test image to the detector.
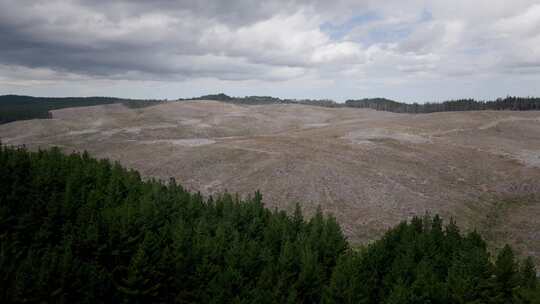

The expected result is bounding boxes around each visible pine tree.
[493,245,520,303]
[386,279,411,304]
[520,257,537,290]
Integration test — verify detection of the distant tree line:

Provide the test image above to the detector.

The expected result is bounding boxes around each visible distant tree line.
[3,94,540,125]
[0,95,165,124]
[1,144,538,303]
[345,96,540,113]
[182,93,540,113]
[179,93,342,107]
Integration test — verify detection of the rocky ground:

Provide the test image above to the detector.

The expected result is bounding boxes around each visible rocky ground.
[2,100,540,263]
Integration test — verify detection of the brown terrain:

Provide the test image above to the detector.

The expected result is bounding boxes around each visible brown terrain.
[1,100,540,263]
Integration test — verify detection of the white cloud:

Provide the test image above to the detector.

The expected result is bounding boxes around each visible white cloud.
[0,0,540,101]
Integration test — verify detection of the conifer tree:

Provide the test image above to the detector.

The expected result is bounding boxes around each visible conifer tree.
[493,245,520,303]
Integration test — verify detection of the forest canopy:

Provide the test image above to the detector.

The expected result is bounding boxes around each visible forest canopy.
[0,144,538,303]
[345,96,540,113]
[0,95,164,124]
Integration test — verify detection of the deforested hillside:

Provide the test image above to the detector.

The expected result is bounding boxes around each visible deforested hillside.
[0,95,165,124]
[1,101,540,267]
[0,145,538,303]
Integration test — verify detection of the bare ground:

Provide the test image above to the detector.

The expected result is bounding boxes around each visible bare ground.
[2,101,540,263]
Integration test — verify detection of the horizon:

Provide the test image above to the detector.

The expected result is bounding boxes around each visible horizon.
[1,1,540,102]
[2,93,540,105]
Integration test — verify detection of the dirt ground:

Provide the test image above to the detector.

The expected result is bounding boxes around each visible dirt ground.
[2,100,540,263]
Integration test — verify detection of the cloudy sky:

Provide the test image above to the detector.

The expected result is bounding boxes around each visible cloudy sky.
[1,0,540,102]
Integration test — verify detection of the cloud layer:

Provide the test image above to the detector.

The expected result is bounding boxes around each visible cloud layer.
[1,0,540,101]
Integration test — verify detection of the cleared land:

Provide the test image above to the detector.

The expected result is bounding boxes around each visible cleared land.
[2,100,540,262]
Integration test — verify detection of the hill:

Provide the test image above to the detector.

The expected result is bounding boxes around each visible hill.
[346,96,540,113]
[3,94,540,125]
[1,100,540,268]
[0,95,164,124]
[181,93,341,107]
[184,93,540,112]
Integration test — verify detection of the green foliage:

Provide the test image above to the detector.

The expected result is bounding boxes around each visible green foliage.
[3,94,540,125]
[0,144,538,303]
[346,96,540,113]
[183,93,340,107]
[187,93,540,111]
[520,257,538,290]
[0,95,163,124]
[492,245,520,303]
[325,216,539,304]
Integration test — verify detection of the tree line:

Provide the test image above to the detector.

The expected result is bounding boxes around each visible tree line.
[345,96,540,113]
[0,144,538,303]
[183,93,540,113]
[179,93,340,107]
[0,95,164,124]
[3,94,540,125]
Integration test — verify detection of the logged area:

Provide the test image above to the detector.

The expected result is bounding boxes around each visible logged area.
[2,100,540,263]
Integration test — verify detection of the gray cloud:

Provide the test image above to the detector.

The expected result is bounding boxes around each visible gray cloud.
[0,0,343,80]
[0,0,539,100]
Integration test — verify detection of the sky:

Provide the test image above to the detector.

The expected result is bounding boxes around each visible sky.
[1,0,540,102]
